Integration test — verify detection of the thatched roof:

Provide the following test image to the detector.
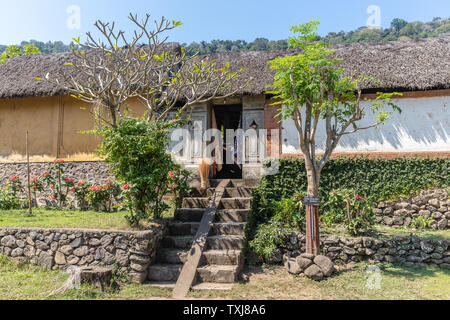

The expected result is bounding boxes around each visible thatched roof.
[1,36,449,99]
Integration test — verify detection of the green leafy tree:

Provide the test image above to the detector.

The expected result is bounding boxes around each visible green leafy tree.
[0,44,40,64]
[23,44,41,55]
[268,19,401,197]
[391,18,408,33]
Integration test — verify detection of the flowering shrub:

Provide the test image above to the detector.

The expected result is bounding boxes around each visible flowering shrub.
[72,180,91,209]
[324,189,375,236]
[87,184,111,212]
[0,176,24,209]
[30,176,45,207]
[85,180,122,212]
[167,168,192,209]
[98,118,180,226]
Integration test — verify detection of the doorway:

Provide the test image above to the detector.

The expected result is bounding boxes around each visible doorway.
[212,105,242,179]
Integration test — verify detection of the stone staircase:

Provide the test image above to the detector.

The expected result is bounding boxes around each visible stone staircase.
[148,179,251,291]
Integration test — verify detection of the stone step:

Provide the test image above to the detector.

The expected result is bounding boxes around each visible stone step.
[202,250,242,265]
[190,187,252,198]
[148,264,240,283]
[206,235,244,250]
[161,235,244,250]
[148,264,183,282]
[182,197,251,209]
[168,221,245,236]
[174,208,249,223]
[167,222,199,236]
[192,282,233,291]
[146,281,233,292]
[156,249,242,265]
[146,281,176,289]
[216,209,249,222]
[218,198,251,210]
[196,265,240,283]
[182,197,211,209]
[161,235,194,249]
[212,223,245,236]
[173,208,204,222]
[155,249,188,264]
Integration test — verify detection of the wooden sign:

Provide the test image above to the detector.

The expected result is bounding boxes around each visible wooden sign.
[304,196,320,206]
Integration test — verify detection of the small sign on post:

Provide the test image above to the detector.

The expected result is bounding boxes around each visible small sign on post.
[304,196,321,206]
[304,196,320,255]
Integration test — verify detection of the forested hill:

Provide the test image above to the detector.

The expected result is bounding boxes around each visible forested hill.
[1,17,449,55]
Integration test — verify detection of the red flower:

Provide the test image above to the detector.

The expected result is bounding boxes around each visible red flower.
[50,185,54,189]
[123,184,129,190]
[172,185,178,190]
[71,188,75,191]
[355,195,366,200]
[366,221,370,226]
[51,195,56,200]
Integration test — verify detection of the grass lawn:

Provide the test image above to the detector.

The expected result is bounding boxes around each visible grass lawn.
[0,208,175,231]
[0,208,132,230]
[1,256,448,300]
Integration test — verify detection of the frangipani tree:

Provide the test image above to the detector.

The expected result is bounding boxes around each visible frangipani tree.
[268,19,401,253]
[42,13,249,128]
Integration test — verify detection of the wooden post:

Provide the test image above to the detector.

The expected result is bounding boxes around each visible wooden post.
[26,130,32,215]
[305,197,320,255]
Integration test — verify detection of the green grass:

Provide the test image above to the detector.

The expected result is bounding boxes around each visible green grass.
[0,208,132,230]
[1,256,448,300]
[0,256,171,300]
[0,207,175,231]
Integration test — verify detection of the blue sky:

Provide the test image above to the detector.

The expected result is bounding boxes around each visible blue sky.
[1,0,449,45]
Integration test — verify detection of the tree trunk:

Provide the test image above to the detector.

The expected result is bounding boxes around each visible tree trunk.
[305,157,320,196]
[305,159,321,255]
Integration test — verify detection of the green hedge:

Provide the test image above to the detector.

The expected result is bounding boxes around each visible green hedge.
[246,157,449,241]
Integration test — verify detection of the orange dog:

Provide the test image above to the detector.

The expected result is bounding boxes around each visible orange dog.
[198,158,211,189]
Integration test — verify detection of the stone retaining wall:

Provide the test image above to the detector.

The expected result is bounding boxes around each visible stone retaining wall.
[374,188,449,229]
[0,161,113,186]
[273,233,450,269]
[0,161,114,207]
[0,226,162,283]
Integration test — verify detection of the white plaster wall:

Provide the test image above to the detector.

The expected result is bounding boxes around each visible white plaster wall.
[282,95,450,153]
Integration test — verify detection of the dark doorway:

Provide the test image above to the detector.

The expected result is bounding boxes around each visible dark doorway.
[213,105,242,179]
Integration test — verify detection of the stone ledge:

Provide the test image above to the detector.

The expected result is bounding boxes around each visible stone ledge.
[268,232,450,269]
[0,225,163,284]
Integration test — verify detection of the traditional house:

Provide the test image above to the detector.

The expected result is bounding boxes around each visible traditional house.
[0,36,449,182]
